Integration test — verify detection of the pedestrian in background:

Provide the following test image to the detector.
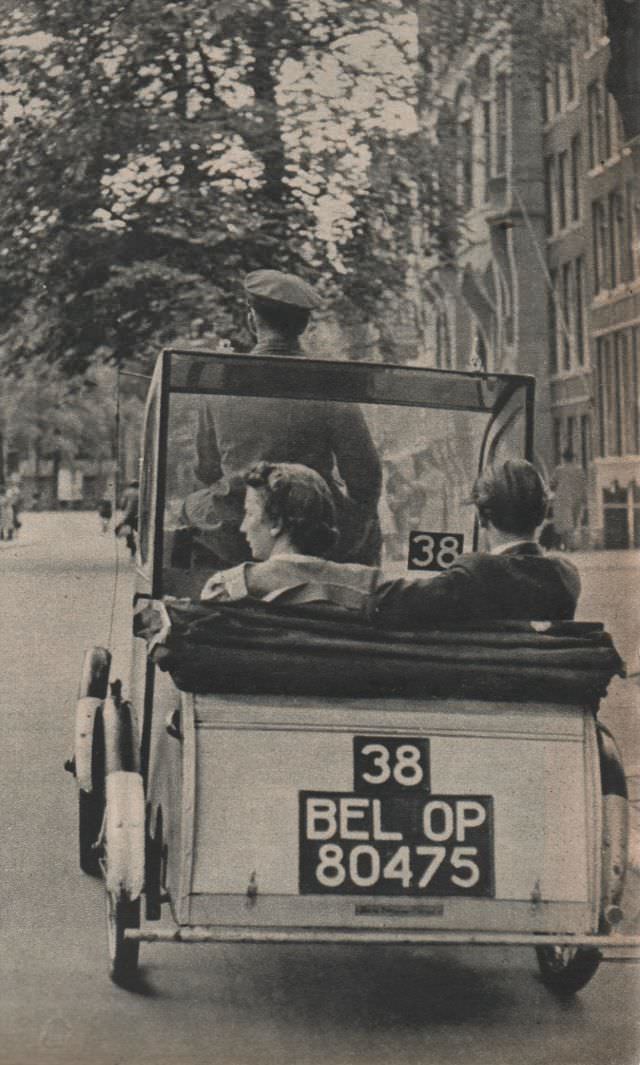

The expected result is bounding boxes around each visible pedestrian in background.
[6,477,22,537]
[115,479,139,558]
[0,487,15,541]
[550,449,587,551]
[97,497,113,534]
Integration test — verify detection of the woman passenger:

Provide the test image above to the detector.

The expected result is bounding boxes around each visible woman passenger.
[200,462,378,611]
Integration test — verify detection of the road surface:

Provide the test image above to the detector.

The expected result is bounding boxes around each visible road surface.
[1,512,639,1065]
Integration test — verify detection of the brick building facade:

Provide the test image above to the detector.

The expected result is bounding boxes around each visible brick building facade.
[418,1,640,547]
[544,6,640,547]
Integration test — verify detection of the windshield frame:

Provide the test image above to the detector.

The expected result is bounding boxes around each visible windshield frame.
[143,349,535,591]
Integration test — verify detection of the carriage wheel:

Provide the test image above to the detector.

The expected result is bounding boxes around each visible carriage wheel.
[535,945,601,995]
[79,789,104,876]
[106,891,140,987]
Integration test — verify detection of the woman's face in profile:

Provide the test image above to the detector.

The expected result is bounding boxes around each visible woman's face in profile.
[240,486,277,560]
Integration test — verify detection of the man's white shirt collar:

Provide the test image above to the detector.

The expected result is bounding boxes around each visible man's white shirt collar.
[491,540,532,555]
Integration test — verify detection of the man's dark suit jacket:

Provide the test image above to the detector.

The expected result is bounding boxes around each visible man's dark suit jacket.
[371,542,580,628]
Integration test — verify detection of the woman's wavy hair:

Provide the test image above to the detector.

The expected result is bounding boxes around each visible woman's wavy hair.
[471,459,548,536]
[244,461,338,557]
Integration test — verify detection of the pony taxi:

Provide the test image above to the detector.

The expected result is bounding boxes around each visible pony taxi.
[67,349,637,991]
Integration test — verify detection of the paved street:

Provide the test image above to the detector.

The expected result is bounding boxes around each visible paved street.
[1,512,639,1065]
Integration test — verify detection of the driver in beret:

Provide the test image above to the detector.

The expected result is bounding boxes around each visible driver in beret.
[183,269,382,567]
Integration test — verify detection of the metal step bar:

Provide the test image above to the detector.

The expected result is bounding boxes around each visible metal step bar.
[124,926,640,951]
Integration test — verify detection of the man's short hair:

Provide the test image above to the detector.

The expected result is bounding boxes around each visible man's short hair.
[244,461,338,557]
[248,295,310,338]
[471,459,548,537]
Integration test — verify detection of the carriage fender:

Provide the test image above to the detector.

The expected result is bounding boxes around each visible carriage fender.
[104,771,145,901]
[74,697,102,794]
[102,693,144,899]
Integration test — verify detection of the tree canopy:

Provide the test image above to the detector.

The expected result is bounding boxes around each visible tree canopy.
[0,0,418,374]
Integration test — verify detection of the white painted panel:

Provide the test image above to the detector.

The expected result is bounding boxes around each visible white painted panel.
[191,713,592,907]
[542,741,590,902]
[193,729,353,895]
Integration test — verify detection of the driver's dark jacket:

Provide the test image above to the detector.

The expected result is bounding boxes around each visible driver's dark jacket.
[242,542,580,624]
[186,338,382,565]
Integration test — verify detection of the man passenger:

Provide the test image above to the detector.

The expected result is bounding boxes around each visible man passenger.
[369,459,580,627]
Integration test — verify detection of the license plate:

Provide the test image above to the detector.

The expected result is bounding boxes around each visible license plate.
[299,792,494,897]
[299,735,494,897]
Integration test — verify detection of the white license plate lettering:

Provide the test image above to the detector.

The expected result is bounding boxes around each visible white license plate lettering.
[416,845,447,887]
[300,792,494,897]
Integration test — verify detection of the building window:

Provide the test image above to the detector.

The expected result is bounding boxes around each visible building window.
[482,100,492,202]
[615,105,625,151]
[608,190,620,288]
[570,135,581,221]
[632,328,640,454]
[542,72,550,123]
[580,414,591,470]
[566,51,575,102]
[459,119,473,210]
[587,80,602,167]
[622,331,638,453]
[604,341,617,455]
[436,310,451,369]
[575,257,585,365]
[626,181,637,280]
[553,64,562,114]
[598,328,640,457]
[557,150,568,229]
[614,189,630,283]
[548,269,558,373]
[603,84,613,159]
[612,333,625,455]
[544,155,555,234]
[567,416,576,457]
[592,198,607,292]
[495,73,508,175]
[561,261,572,369]
[596,337,608,457]
[553,418,563,466]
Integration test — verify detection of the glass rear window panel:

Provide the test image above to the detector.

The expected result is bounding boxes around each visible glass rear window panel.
[160,352,529,598]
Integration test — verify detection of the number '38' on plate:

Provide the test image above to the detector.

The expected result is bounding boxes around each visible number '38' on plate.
[299,792,494,897]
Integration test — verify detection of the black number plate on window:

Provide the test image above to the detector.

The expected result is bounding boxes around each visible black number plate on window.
[408,531,464,571]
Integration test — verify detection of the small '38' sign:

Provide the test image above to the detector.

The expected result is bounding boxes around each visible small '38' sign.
[408,531,464,571]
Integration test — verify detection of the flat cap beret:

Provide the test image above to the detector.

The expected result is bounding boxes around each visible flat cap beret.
[244,269,322,309]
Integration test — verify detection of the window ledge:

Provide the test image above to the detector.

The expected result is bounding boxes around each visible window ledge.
[588,154,622,178]
[592,280,640,306]
[584,38,610,60]
[549,368,590,382]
